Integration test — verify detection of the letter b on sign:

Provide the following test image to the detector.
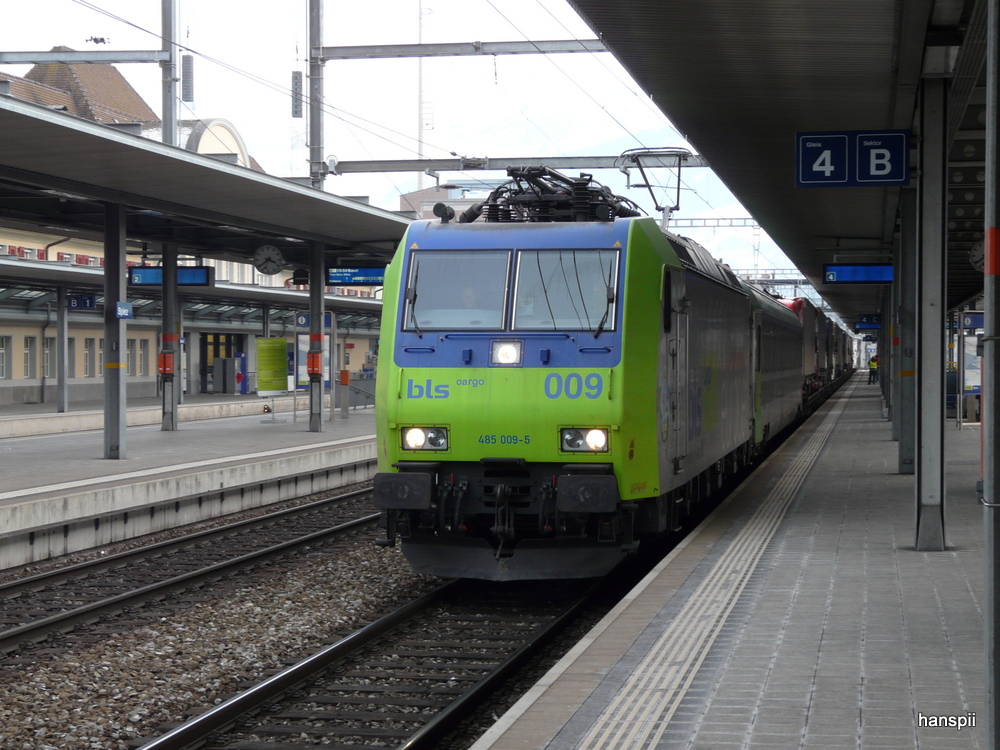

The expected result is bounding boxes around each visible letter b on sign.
[869,149,891,176]
[856,132,908,184]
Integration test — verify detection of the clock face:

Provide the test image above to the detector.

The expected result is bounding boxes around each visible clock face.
[970,241,985,273]
[253,244,284,275]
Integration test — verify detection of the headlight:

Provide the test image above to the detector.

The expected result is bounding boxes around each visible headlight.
[585,429,608,450]
[561,428,609,452]
[491,340,522,365]
[402,426,448,451]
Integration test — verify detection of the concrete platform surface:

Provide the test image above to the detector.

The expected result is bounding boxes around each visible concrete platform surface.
[0,394,377,570]
[473,375,986,750]
[0,402,375,496]
[0,390,360,438]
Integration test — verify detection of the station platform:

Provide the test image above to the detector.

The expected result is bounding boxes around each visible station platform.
[0,389,370,438]
[0,393,377,570]
[474,374,986,750]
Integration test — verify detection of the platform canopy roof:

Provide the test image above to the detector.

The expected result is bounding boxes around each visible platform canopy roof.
[0,256,383,333]
[569,0,988,325]
[0,93,409,272]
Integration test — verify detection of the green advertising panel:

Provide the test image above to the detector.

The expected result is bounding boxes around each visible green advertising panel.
[256,338,288,395]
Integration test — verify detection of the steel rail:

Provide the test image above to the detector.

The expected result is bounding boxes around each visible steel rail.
[0,509,379,654]
[398,578,603,750]
[136,582,457,750]
[138,577,606,750]
[0,485,373,598]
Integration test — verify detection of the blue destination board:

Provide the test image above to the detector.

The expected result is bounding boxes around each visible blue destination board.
[823,264,893,284]
[129,266,215,286]
[797,130,910,187]
[327,267,385,285]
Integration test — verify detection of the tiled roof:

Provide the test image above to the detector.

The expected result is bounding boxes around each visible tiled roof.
[4,47,270,172]
[0,71,77,113]
[23,46,159,124]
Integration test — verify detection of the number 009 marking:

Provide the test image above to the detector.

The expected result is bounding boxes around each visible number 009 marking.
[544,372,603,399]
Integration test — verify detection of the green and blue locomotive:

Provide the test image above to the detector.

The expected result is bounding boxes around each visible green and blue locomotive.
[374,168,803,580]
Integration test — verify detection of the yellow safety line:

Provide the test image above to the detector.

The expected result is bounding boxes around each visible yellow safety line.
[578,383,855,750]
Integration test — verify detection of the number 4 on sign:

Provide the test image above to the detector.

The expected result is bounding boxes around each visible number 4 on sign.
[813,150,835,177]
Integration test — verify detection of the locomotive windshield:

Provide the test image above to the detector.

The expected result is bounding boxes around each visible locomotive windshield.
[512,249,618,332]
[402,250,511,332]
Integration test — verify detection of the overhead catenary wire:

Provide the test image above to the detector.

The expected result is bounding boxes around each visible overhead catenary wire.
[485,0,717,213]
[65,2,447,156]
[67,0,715,213]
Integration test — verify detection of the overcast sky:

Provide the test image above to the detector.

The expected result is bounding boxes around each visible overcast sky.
[0,0,794,274]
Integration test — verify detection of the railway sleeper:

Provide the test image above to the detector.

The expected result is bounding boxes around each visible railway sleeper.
[272,709,433,722]
[254,723,414,738]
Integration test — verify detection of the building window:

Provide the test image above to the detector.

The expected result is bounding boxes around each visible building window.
[43,337,55,378]
[127,339,137,376]
[23,336,37,379]
[0,336,9,379]
[84,338,96,377]
[68,338,76,378]
[99,338,104,372]
[139,339,149,376]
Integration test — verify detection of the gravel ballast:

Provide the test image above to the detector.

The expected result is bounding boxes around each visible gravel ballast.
[0,541,433,750]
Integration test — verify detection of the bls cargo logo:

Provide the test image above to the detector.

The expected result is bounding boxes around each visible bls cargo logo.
[406,379,449,399]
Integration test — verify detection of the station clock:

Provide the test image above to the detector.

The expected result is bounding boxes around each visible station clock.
[252,244,285,275]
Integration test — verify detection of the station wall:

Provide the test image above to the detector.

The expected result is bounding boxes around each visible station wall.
[0,321,160,405]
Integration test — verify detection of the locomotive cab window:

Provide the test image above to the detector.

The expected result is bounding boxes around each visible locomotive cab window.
[512,249,618,332]
[402,250,510,331]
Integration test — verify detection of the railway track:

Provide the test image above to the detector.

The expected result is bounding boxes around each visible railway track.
[135,576,604,750]
[0,488,379,657]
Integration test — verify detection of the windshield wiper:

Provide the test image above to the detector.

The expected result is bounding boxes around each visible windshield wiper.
[593,285,615,338]
[536,253,557,329]
[593,259,615,338]
[406,260,422,338]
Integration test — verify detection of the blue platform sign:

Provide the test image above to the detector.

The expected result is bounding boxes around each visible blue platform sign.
[327,267,385,285]
[294,313,333,328]
[115,301,133,319]
[129,266,215,286]
[68,294,97,310]
[797,130,910,187]
[963,313,984,330]
[823,264,894,284]
[857,313,881,329]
